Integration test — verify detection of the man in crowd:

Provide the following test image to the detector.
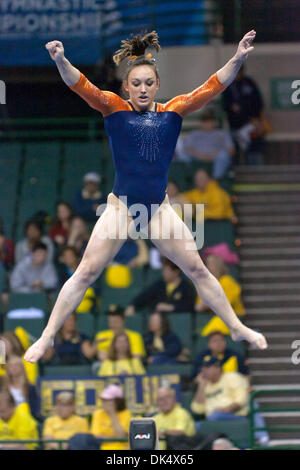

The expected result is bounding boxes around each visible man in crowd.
[191,355,249,421]
[154,387,196,450]
[72,172,106,223]
[95,304,146,361]
[43,391,89,450]
[10,242,58,293]
[182,169,234,221]
[183,109,235,179]
[125,258,196,315]
[192,331,250,378]
[0,390,38,450]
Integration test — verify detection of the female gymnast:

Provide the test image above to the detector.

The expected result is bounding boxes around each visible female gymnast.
[25,30,267,363]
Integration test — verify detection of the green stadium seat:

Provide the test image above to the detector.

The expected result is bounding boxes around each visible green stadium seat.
[147,363,193,376]
[195,419,250,449]
[4,316,45,339]
[76,313,95,338]
[195,312,214,331]
[0,143,22,161]
[99,284,141,314]
[42,365,92,377]
[168,313,192,349]
[7,292,48,313]
[181,390,194,411]
[203,220,236,249]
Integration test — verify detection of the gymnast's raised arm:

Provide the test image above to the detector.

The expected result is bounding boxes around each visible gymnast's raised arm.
[46,40,80,86]
[164,29,257,117]
[45,40,127,116]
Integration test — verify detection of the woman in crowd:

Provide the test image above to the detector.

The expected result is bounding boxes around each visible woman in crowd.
[48,202,74,250]
[0,355,40,419]
[42,312,96,365]
[195,254,245,335]
[67,216,90,257]
[91,384,131,450]
[0,331,38,385]
[144,311,182,365]
[15,219,54,263]
[98,333,145,376]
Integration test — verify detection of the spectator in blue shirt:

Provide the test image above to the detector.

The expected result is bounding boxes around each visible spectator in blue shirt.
[192,331,249,378]
[42,312,96,365]
[72,172,106,223]
[144,312,182,365]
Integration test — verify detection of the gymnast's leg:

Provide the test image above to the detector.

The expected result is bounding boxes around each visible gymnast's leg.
[148,196,267,349]
[24,193,133,362]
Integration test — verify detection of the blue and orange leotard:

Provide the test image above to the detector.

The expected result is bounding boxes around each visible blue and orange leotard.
[69,72,226,222]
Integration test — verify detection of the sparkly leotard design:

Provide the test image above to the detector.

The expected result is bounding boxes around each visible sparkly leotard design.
[69,72,226,222]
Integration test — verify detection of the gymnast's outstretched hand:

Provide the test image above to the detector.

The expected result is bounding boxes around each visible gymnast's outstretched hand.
[235,29,256,61]
[45,40,65,62]
[24,333,54,363]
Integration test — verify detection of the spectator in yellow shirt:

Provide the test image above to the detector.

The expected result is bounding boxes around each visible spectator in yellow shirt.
[0,390,38,450]
[98,333,145,376]
[182,169,234,220]
[0,331,38,385]
[154,387,196,450]
[91,384,131,450]
[43,392,89,450]
[195,255,245,335]
[95,305,145,361]
[191,355,249,420]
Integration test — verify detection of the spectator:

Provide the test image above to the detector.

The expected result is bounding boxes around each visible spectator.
[105,238,149,288]
[222,64,268,165]
[154,387,196,450]
[166,180,193,221]
[58,246,96,313]
[91,384,131,450]
[192,331,249,378]
[113,238,149,268]
[182,109,235,179]
[183,169,234,221]
[144,312,182,365]
[67,216,90,257]
[0,331,38,385]
[0,216,14,270]
[0,355,40,420]
[212,438,238,450]
[0,390,38,450]
[10,242,58,293]
[48,202,73,249]
[191,355,249,421]
[15,220,54,264]
[195,254,245,335]
[95,305,145,362]
[97,333,145,376]
[43,392,89,450]
[72,172,106,223]
[125,258,196,316]
[42,312,96,365]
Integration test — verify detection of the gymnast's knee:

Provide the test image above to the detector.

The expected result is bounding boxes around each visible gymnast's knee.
[185,260,208,281]
[73,264,99,287]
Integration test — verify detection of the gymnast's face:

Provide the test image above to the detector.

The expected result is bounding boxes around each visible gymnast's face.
[124,65,160,112]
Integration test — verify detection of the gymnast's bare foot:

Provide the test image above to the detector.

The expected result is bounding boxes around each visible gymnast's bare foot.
[24,333,54,363]
[231,324,268,350]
